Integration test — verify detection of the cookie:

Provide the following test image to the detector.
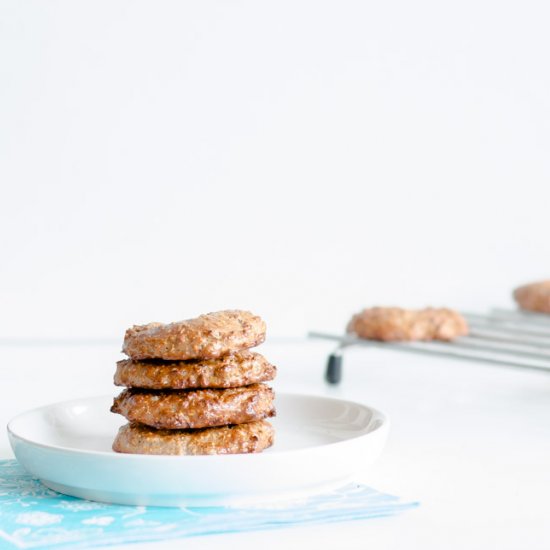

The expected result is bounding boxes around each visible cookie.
[114,351,276,390]
[111,383,275,429]
[122,310,266,360]
[513,280,550,313]
[113,420,274,455]
[347,307,468,341]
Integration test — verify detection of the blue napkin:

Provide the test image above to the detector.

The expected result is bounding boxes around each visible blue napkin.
[0,460,417,549]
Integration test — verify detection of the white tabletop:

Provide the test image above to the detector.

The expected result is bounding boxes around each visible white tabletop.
[1,339,549,549]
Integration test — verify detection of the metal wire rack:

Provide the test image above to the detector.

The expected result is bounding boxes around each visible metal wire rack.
[309,308,550,384]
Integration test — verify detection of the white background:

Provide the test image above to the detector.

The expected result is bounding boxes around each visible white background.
[2,6,550,547]
[1,0,550,339]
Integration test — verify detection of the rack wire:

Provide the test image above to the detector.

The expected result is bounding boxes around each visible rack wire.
[309,308,550,384]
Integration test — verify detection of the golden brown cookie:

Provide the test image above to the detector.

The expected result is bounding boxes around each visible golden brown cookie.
[112,420,274,455]
[347,307,468,341]
[114,351,276,390]
[513,280,550,313]
[122,310,266,360]
[111,384,275,429]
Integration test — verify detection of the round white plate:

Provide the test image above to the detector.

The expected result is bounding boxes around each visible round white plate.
[7,393,389,507]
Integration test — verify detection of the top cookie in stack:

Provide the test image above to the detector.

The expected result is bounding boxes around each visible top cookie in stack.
[111,310,277,455]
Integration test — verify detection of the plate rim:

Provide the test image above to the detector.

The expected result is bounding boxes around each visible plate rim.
[7,392,389,461]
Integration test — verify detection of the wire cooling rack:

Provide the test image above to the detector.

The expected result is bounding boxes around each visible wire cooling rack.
[309,308,550,384]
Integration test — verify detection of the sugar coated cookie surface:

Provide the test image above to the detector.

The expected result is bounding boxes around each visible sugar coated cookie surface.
[122,310,266,361]
[114,350,276,390]
[113,420,275,455]
[111,383,275,429]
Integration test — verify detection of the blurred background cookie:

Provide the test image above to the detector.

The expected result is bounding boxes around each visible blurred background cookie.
[347,307,468,342]
[513,280,550,313]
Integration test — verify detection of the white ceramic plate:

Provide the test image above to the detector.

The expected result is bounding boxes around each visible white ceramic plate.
[7,393,389,507]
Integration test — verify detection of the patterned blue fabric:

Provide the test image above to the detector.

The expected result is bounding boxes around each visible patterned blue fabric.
[0,460,417,549]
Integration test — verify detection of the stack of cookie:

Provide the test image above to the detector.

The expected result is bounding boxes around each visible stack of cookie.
[111,310,276,455]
